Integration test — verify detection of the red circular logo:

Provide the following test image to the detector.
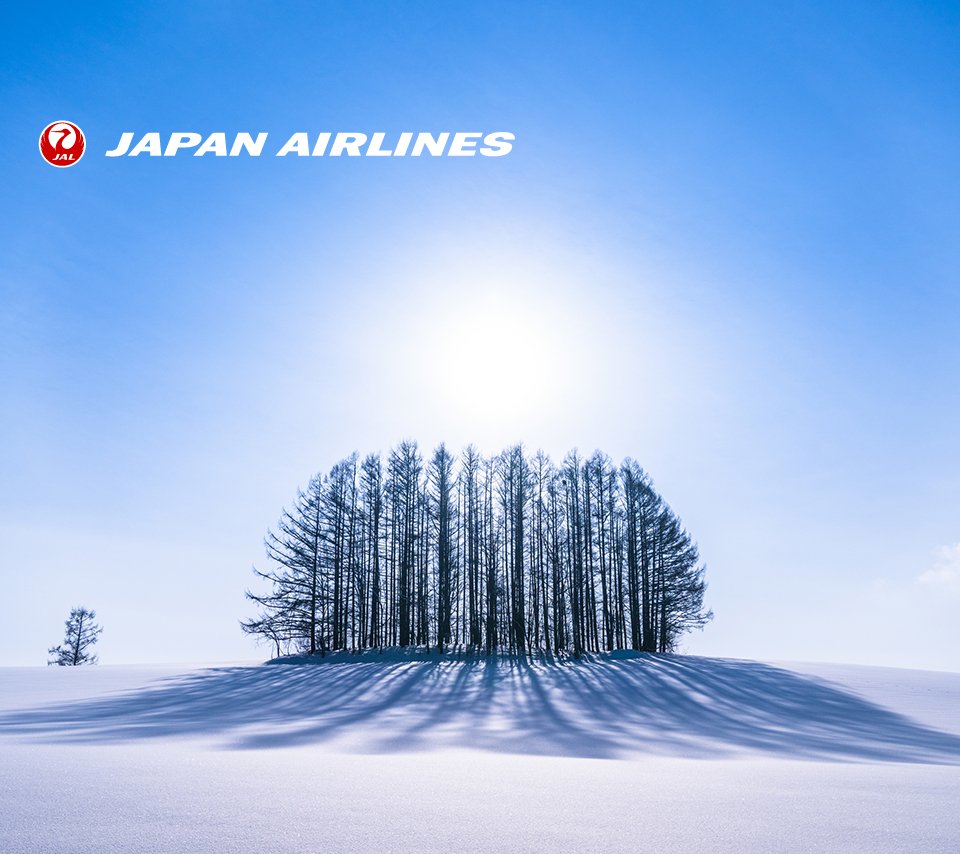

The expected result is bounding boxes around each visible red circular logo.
[39,121,86,167]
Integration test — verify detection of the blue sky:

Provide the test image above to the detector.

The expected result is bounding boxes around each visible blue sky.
[2,1,959,668]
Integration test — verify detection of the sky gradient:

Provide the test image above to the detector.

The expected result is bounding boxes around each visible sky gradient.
[2,1,959,668]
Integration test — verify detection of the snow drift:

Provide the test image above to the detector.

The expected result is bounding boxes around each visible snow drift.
[2,652,958,763]
[2,655,958,854]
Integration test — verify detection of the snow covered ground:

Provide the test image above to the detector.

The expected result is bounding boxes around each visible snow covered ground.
[1,652,958,853]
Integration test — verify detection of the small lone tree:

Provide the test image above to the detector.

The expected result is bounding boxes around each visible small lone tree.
[48,607,102,666]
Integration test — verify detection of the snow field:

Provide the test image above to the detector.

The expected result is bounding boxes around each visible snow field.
[1,655,958,853]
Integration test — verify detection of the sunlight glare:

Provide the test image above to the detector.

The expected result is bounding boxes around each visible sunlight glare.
[419,289,573,423]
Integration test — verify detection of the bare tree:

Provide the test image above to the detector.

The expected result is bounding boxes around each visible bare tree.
[242,473,327,655]
[48,607,102,665]
[429,443,456,651]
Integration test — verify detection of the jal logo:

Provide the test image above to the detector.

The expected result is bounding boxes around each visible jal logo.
[39,121,86,167]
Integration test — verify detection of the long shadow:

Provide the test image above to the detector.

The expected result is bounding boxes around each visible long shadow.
[2,655,959,764]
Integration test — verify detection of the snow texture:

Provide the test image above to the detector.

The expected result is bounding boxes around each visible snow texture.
[1,653,958,853]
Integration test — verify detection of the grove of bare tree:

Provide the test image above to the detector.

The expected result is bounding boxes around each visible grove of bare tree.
[242,443,712,657]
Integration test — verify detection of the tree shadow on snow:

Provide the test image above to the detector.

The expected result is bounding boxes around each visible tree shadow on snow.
[2,655,959,763]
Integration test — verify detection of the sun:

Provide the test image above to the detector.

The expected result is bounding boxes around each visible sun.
[418,289,572,423]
